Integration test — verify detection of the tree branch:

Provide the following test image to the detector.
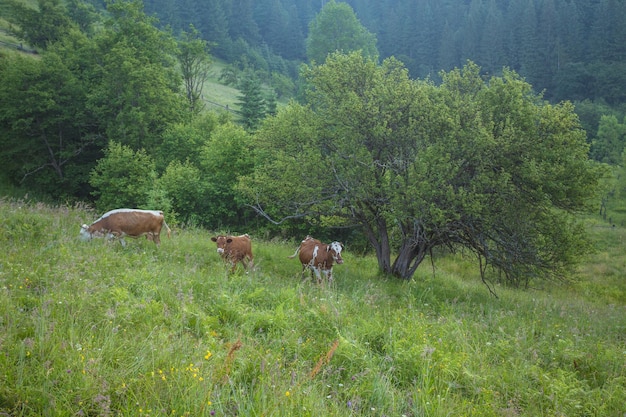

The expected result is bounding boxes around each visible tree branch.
[245,203,308,225]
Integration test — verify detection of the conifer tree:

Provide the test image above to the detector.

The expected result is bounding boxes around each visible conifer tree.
[236,75,266,131]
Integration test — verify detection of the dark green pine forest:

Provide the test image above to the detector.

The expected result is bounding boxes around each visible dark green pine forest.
[137,0,626,103]
[1,0,625,280]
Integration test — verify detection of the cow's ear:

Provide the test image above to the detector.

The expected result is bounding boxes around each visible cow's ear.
[227,238,233,243]
[81,224,88,230]
[211,237,217,242]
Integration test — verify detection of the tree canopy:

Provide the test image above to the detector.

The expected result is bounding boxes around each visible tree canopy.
[305,0,378,64]
[242,52,603,285]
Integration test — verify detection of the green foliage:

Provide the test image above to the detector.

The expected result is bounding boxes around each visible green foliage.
[152,120,255,228]
[305,0,378,64]
[0,200,625,416]
[244,54,603,284]
[158,159,207,226]
[4,0,74,49]
[0,0,193,201]
[198,122,255,227]
[177,24,212,114]
[0,47,99,197]
[236,74,267,131]
[592,114,626,164]
[89,141,159,211]
[152,112,218,172]
[270,72,296,99]
[87,0,186,150]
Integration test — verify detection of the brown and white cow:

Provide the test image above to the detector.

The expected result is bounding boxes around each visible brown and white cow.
[80,209,171,247]
[211,234,254,272]
[288,235,344,282]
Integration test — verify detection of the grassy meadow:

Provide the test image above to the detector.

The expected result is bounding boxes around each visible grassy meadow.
[1,198,625,416]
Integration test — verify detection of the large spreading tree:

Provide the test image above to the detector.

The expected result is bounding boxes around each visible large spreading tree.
[242,52,603,287]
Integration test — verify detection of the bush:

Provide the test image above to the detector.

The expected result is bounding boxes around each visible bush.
[89,141,160,211]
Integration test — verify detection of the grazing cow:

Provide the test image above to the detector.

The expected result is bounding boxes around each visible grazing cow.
[80,209,171,247]
[288,235,344,282]
[211,234,254,272]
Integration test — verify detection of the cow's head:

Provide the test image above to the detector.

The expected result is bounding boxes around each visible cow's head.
[79,224,92,241]
[211,235,232,254]
[329,241,344,264]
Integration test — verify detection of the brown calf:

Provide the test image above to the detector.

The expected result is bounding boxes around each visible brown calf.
[288,235,344,282]
[211,234,254,272]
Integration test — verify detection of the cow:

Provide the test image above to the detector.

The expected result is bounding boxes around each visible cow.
[80,209,171,247]
[288,235,344,282]
[211,234,254,273]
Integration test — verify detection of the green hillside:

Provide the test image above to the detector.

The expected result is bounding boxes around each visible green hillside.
[201,62,241,114]
[0,199,624,416]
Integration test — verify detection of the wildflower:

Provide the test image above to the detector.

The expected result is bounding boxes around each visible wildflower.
[204,351,212,360]
[285,391,290,397]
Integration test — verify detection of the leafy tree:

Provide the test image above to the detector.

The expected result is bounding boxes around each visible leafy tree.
[153,112,219,172]
[89,141,158,211]
[305,0,378,64]
[87,0,186,151]
[5,0,74,49]
[159,160,208,225]
[199,122,255,227]
[0,49,98,197]
[592,115,626,165]
[65,0,99,35]
[158,121,253,228]
[242,53,603,287]
[177,24,212,114]
[270,72,296,98]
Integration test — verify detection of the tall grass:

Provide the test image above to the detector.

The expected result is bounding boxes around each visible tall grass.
[1,198,625,416]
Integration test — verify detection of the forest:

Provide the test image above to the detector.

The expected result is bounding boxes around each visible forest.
[134,0,626,104]
[0,0,624,281]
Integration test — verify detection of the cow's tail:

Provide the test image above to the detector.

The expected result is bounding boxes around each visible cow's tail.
[288,246,300,259]
[163,220,172,239]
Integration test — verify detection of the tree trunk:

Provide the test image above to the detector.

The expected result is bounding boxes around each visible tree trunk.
[364,217,392,274]
[391,222,430,279]
[391,241,428,280]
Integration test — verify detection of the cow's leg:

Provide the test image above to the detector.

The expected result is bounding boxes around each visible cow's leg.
[313,266,322,283]
[244,256,253,273]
